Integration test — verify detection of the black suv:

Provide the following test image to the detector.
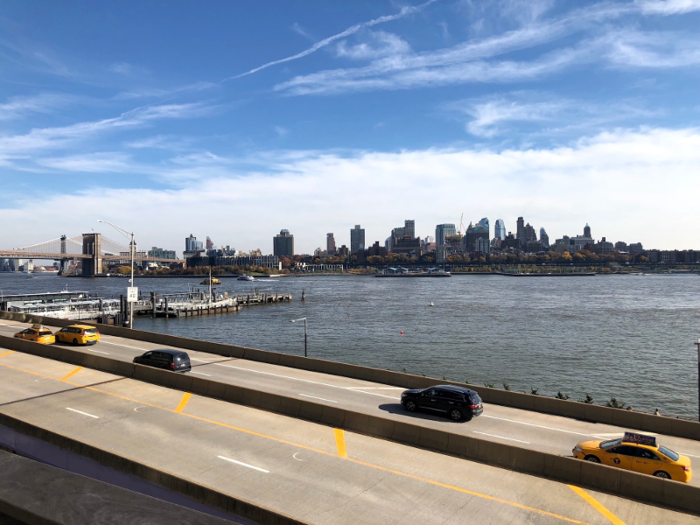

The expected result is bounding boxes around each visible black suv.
[401,385,483,421]
[133,349,191,373]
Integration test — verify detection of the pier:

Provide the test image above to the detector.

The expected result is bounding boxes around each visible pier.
[137,291,293,318]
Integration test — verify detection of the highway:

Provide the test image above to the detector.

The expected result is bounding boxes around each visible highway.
[0,346,696,525]
[2,319,698,487]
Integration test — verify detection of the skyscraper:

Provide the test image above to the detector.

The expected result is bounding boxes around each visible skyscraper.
[540,228,550,248]
[435,224,456,248]
[464,220,489,252]
[404,220,415,239]
[494,219,506,241]
[273,229,294,257]
[516,217,525,246]
[350,225,365,253]
[327,233,336,254]
[584,223,591,238]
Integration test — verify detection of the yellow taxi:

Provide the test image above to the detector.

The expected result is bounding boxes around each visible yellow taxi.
[55,324,101,346]
[14,324,56,344]
[573,432,692,482]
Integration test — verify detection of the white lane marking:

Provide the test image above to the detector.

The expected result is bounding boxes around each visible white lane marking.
[191,371,212,377]
[345,386,403,390]
[680,452,700,458]
[66,408,99,419]
[191,358,218,363]
[213,363,399,399]
[89,349,110,355]
[217,456,269,473]
[482,415,607,439]
[101,341,148,351]
[133,406,148,412]
[473,431,530,444]
[293,453,305,462]
[299,394,338,403]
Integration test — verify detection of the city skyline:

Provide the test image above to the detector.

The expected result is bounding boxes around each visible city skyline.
[1,1,700,252]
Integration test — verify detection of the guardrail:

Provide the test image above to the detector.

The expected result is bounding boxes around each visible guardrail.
[1,333,699,517]
[1,310,697,441]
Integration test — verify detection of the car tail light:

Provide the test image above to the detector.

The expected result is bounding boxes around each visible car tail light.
[682,466,690,472]
[170,362,175,370]
[470,405,479,409]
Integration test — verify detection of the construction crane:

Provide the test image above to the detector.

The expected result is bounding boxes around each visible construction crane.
[458,213,465,237]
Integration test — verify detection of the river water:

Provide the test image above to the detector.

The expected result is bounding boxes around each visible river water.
[2,273,698,419]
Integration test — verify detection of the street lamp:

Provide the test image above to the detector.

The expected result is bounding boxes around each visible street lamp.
[290,317,307,357]
[97,220,136,328]
[695,339,700,422]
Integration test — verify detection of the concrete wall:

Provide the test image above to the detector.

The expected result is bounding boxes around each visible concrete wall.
[0,449,240,525]
[4,309,696,440]
[1,333,699,517]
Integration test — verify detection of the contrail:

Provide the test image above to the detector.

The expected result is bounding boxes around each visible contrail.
[225,0,439,81]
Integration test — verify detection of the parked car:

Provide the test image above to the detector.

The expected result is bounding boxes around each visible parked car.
[55,324,100,346]
[573,432,692,483]
[401,385,483,421]
[133,349,191,373]
[14,324,55,345]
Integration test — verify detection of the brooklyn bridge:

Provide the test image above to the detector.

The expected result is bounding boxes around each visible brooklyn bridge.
[0,233,179,276]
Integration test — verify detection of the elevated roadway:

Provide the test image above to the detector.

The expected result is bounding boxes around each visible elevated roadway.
[0,318,697,488]
[0,347,696,525]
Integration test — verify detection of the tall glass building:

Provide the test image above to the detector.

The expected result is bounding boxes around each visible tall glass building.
[350,225,365,253]
[494,219,506,241]
[435,223,456,248]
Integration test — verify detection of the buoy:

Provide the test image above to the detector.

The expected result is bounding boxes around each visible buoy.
[400,330,404,335]
[429,302,434,307]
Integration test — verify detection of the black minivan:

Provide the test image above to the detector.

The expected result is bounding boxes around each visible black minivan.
[133,349,191,373]
[400,385,483,421]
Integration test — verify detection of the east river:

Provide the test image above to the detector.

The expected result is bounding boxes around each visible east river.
[2,272,698,419]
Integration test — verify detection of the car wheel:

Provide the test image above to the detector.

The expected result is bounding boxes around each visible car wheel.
[654,471,671,479]
[72,338,78,345]
[584,455,601,463]
[449,408,463,421]
[405,400,417,412]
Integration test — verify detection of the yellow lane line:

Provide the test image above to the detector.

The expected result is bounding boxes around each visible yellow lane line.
[174,393,191,413]
[0,351,15,358]
[569,485,626,525]
[334,429,348,458]
[0,360,590,524]
[60,367,84,382]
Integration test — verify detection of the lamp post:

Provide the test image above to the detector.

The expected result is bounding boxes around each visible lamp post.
[97,220,135,328]
[695,339,700,422]
[290,317,307,357]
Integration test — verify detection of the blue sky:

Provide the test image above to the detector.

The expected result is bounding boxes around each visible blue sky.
[1,0,699,254]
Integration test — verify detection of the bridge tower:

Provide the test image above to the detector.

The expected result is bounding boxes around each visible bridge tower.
[59,235,68,274]
[81,233,103,277]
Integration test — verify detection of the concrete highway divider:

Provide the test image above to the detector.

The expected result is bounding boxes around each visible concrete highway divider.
[1,334,699,516]
[3,309,697,441]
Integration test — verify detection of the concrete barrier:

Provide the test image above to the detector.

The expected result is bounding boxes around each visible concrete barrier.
[0,413,306,525]
[0,449,236,525]
[2,309,700,437]
[2,333,700,516]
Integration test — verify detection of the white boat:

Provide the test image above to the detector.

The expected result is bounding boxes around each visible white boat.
[237,275,255,281]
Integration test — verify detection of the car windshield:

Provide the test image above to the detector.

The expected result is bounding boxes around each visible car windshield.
[469,394,482,405]
[83,329,98,334]
[39,331,52,336]
[659,446,680,461]
[600,438,623,450]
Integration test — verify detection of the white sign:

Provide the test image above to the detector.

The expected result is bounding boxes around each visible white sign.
[127,287,138,303]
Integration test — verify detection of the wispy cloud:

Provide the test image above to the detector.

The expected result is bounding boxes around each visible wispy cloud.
[291,22,313,40]
[336,31,411,60]
[601,28,700,67]
[36,152,135,172]
[224,0,439,80]
[635,0,700,14]
[274,126,289,137]
[0,93,75,121]
[0,102,216,156]
[114,81,218,100]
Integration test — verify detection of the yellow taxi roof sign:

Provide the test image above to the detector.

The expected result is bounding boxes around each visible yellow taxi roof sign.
[623,432,656,447]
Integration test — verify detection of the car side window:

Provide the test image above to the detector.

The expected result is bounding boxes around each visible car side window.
[142,352,153,358]
[639,449,660,460]
[612,446,636,456]
[425,389,436,396]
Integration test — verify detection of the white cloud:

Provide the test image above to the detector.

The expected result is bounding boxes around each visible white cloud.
[636,0,700,14]
[336,31,411,60]
[602,29,700,68]
[2,127,699,253]
[454,98,566,137]
[0,93,74,121]
[36,152,135,172]
[0,102,216,157]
